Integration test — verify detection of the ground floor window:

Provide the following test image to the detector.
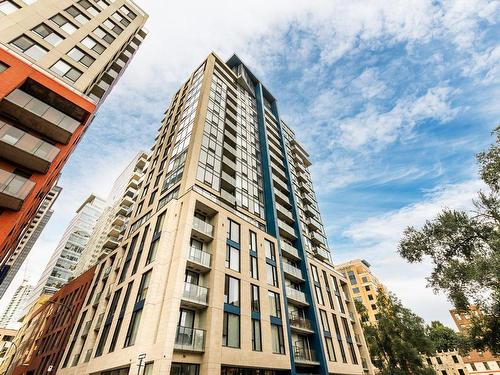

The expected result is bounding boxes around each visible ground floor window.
[171,363,199,375]
[100,367,130,375]
[221,367,287,375]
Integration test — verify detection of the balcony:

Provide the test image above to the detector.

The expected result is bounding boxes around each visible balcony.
[174,326,205,352]
[222,155,236,173]
[121,195,134,207]
[286,287,308,306]
[94,313,104,331]
[186,246,211,273]
[0,168,35,210]
[220,171,236,192]
[272,174,288,192]
[306,216,322,232]
[282,263,304,282]
[281,241,300,260]
[103,237,119,250]
[81,320,91,336]
[310,232,326,247]
[220,188,236,206]
[0,121,60,173]
[293,346,319,365]
[93,291,102,306]
[313,247,330,262]
[274,188,291,207]
[191,217,213,242]
[181,282,208,309]
[276,202,294,223]
[112,214,126,227]
[108,224,121,238]
[222,141,237,159]
[0,89,80,144]
[289,314,314,334]
[278,219,297,240]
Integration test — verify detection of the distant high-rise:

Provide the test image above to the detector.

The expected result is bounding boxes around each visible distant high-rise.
[58,53,374,375]
[0,0,148,283]
[0,279,32,329]
[0,184,61,299]
[26,194,106,308]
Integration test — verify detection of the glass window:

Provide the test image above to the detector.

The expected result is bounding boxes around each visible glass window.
[51,14,77,34]
[250,255,258,279]
[0,61,8,73]
[311,265,320,282]
[146,239,159,265]
[0,1,19,14]
[271,324,285,354]
[264,239,275,261]
[224,275,239,307]
[171,363,199,375]
[67,47,95,67]
[112,11,129,26]
[78,0,99,16]
[352,287,360,294]
[10,35,48,61]
[266,263,279,287]
[333,314,347,363]
[315,285,325,305]
[251,284,259,312]
[228,219,240,243]
[65,5,90,23]
[348,271,357,285]
[81,36,105,54]
[268,291,281,318]
[222,312,240,348]
[249,231,257,252]
[32,24,63,45]
[320,309,330,332]
[103,18,123,34]
[135,270,152,303]
[50,59,82,82]
[120,5,136,19]
[143,363,154,375]
[326,336,336,361]
[94,26,115,44]
[252,319,262,351]
[124,309,142,347]
[225,245,240,272]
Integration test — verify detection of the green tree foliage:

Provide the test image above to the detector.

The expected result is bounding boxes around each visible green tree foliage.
[359,289,436,375]
[398,127,500,354]
[425,321,462,352]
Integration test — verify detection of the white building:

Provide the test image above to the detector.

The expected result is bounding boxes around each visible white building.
[0,280,32,329]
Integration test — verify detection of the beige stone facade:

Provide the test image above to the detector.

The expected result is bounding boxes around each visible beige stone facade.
[424,350,470,375]
[57,53,374,375]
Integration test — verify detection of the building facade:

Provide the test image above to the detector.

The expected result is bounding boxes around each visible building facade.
[424,350,470,375]
[0,0,148,280]
[0,184,61,299]
[74,152,148,276]
[26,194,106,308]
[451,308,500,375]
[0,279,32,329]
[336,259,385,325]
[57,53,374,375]
[0,327,17,367]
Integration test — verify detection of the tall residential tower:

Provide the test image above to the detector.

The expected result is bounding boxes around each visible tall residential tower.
[0,0,148,282]
[58,53,374,375]
[0,279,32,329]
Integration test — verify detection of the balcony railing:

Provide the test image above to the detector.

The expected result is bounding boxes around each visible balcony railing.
[282,263,303,281]
[187,246,211,269]
[293,346,318,363]
[286,287,308,305]
[289,314,313,332]
[281,241,300,259]
[174,326,206,352]
[182,282,208,306]
[1,89,81,144]
[0,121,60,173]
[314,247,331,262]
[278,219,297,240]
[192,217,213,238]
[0,168,35,210]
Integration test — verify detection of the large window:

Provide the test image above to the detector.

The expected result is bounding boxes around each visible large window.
[271,324,285,354]
[251,284,259,312]
[228,219,240,243]
[0,1,19,14]
[32,24,63,46]
[171,363,199,375]
[124,309,142,347]
[264,239,275,261]
[315,285,325,305]
[224,275,240,307]
[94,26,115,44]
[333,314,347,363]
[319,309,330,332]
[50,59,82,82]
[65,5,90,24]
[222,312,240,348]
[311,265,320,283]
[268,291,281,318]
[10,35,47,61]
[51,14,77,34]
[266,263,279,287]
[249,231,257,252]
[225,245,240,272]
[347,271,357,285]
[252,319,262,351]
[67,47,95,67]
[81,36,105,54]
[250,255,258,279]
[325,336,336,361]
[136,270,152,303]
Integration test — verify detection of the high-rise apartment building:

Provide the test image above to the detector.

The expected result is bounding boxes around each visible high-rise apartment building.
[0,184,61,299]
[26,193,105,309]
[0,0,148,281]
[424,350,469,375]
[336,259,385,325]
[0,279,32,329]
[57,53,374,375]
[75,152,148,276]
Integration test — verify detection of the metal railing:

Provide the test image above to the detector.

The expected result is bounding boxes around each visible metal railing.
[174,326,206,351]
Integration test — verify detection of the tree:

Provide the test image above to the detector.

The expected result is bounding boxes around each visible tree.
[358,289,436,375]
[425,321,462,352]
[398,126,500,354]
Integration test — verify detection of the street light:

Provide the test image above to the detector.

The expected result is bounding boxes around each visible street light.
[46,300,74,320]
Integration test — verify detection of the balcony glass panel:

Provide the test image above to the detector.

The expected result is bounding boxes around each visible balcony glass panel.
[0,169,34,200]
[188,246,211,268]
[174,326,205,351]
[182,282,208,305]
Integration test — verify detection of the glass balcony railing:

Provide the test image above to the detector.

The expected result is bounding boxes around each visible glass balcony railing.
[314,247,331,261]
[182,282,208,305]
[188,246,211,268]
[286,287,308,305]
[0,168,35,210]
[289,314,313,331]
[174,326,206,352]
[293,346,318,363]
[281,241,300,259]
[282,263,303,280]
[192,217,213,237]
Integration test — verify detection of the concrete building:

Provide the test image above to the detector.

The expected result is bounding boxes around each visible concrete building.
[25,193,106,308]
[0,0,148,281]
[57,53,374,375]
[74,152,148,276]
[0,279,32,329]
[424,350,470,375]
[0,328,17,367]
[0,184,61,299]
[336,259,385,325]
[451,307,500,375]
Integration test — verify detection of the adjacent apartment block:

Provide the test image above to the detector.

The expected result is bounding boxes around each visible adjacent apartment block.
[0,0,148,282]
[0,279,32,329]
[57,53,374,375]
[336,259,385,324]
[424,350,469,375]
[451,307,500,375]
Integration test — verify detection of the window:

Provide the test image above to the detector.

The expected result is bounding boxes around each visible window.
[426,358,432,365]
[78,0,99,16]
[227,219,240,243]
[68,47,95,67]
[103,19,123,34]
[348,271,357,285]
[109,282,133,352]
[225,245,240,272]
[441,371,447,375]
[96,0,109,9]
[249,231,257,252]
[268,291,281,318]
[365,285,371,291]
[0,1,19,14]
[81,36,105,54]
[368,294,374,301]
[452,355,459,364]
[32,24,63,45]
[50,59,82,82]
[120,5,136,19]
[143,363,154,375]
[123,309,142,347]
[319,310,330,332]
[458,370,465,375]
[333,314,347,363]
[470,363,477,371]
[224,275,240,307]
[222,312,240,348]
[66,5,90,23]
[10,35,48,61]
[136,270,152,303]
[252,319,262,351]
[250,255,258,279]
[112,11,129,26]
[352,287,360,294]
[271,324,285,354]
[371,304,377,310]
[266,263,279,287]
[311,265,320,282]
[264,239,275,261]
[171,363,199,375]
[315,285,324,305]
[94,26,115,44]
[325,337,336,361]
[251,284,259,312]
[362,276,368,283]
[0,61,9,73]
[132,226,148,275]
[483,362,490,370]
[146,238,159,265]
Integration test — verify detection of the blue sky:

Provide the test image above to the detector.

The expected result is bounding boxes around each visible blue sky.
[2,0,499,328]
